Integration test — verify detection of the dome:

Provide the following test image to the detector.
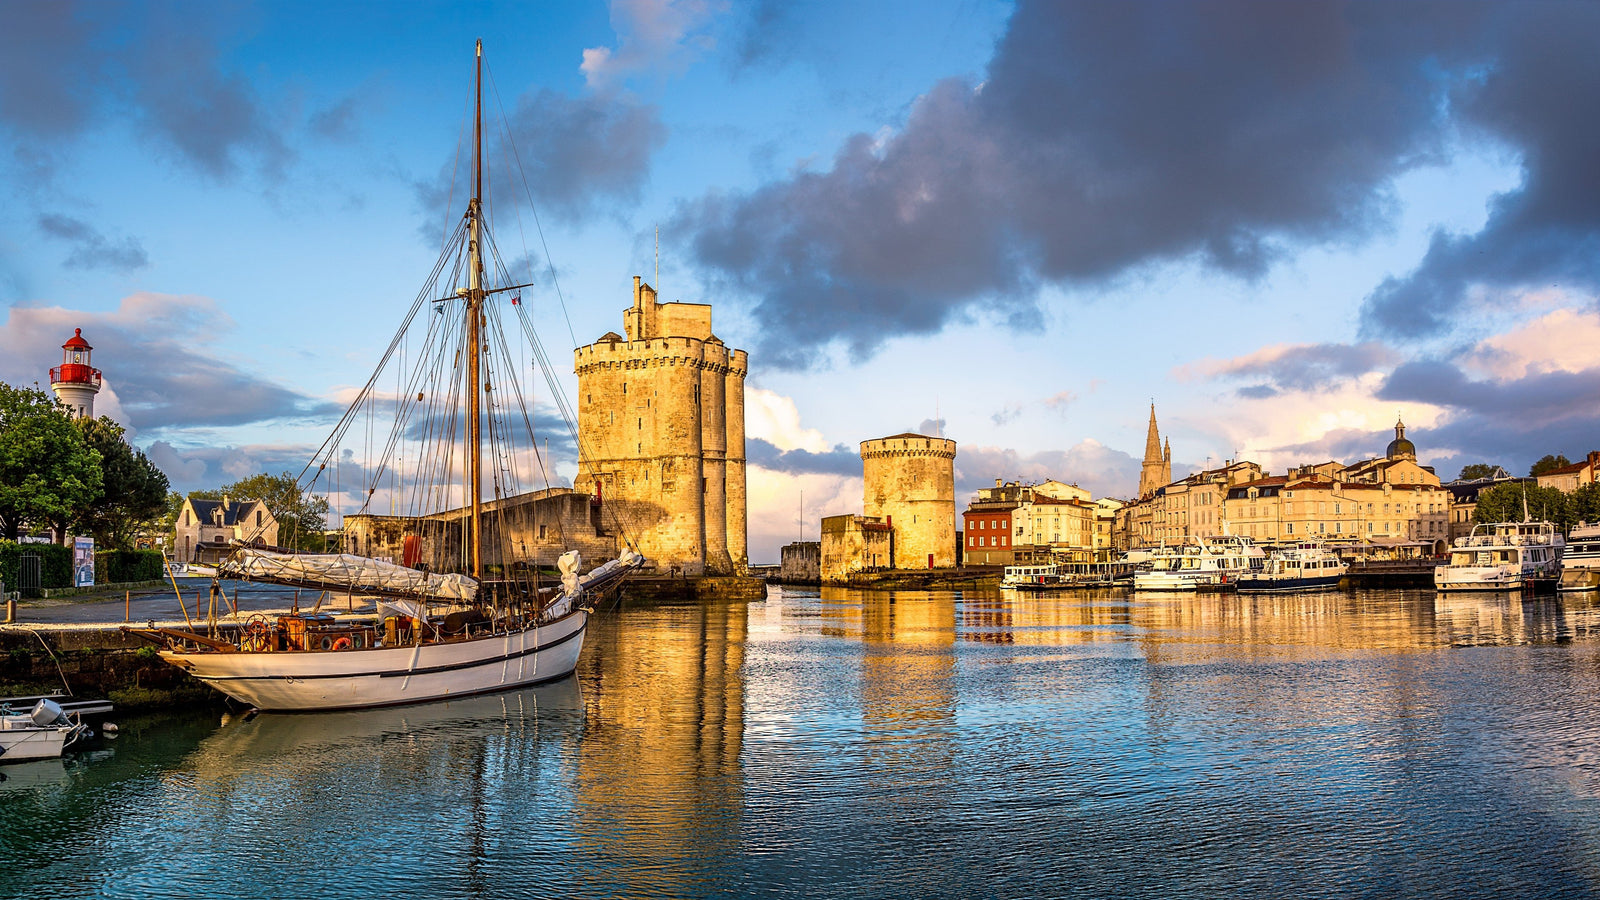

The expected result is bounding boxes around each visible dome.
[1386,417,1416,459]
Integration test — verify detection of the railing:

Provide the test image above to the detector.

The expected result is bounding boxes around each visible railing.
[49,365,102,387]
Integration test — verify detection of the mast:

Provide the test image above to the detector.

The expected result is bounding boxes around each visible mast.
[467,38,485,581]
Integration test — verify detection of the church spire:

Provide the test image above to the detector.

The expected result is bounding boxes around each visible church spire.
[1139,403,1171,497]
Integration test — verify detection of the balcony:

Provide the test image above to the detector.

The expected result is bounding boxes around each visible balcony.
[50,365,101,387]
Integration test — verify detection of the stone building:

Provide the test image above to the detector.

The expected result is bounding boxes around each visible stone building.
[778,541,820,583]
[1137,404,1172,499]
[1535,451,1600,493]
[573,277,748,576]
[343,487,618,573]
[174,495,279,563]
[861,433,958,570]
[820,515,894,581]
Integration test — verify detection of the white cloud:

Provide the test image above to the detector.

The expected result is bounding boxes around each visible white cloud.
[581,0,726,90]
[745,466,860,563]
[746,387,830,452]
[1463,306,1600,380]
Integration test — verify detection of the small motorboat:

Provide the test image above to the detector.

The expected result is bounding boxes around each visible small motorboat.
[0,698,93,763]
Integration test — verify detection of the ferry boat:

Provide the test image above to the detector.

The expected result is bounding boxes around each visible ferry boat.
[1235,542,1348,593]
[1559,522,1600,593]
[1001,564,1068,589]
[1132,535,1266,592]
[1434,521,1564,593]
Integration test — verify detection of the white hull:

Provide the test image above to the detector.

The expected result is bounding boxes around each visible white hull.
[0,725,75,762]
[1435,565,1527,592]
[163,610,588,711]
[1133,572,1223,592]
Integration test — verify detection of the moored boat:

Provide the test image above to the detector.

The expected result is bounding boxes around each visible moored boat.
[1435,520,1564,593]
[1133,535,1265,592]
[128,41,646,712]
[0,699,92,763]
[1001,564,1069,589]
[1559,522,1600,593]
[1236,541,1348,593]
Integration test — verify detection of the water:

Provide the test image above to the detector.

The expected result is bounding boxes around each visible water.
[5,586,1600,898]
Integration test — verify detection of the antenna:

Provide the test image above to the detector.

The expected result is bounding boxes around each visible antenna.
[654,225,659,293]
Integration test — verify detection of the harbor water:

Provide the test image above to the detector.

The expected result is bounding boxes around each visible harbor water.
[5,585,1600,898]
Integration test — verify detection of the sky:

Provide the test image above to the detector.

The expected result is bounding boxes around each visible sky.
[1,0,1598,564]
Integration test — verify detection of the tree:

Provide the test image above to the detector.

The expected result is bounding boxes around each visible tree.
[1457,463,1501,481]
[213,472,330,552]
[1570,483,1600,529]
[76,417,170,550]
[0,383,102,542]
[1530,454,1572,477]
[1475,482,1571,529]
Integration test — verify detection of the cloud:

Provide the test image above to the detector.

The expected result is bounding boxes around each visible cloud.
[309,97,359,141]
[582,0,727,89]
[145,440,319,493]
[1043,391,1076,413]
[677,1,1526,368]
[0,294,338,432]
[745,387,828,451]
[747,437,858,477]
[417,88,664,228]
[37,214,149,271]
[1179,342,1400,393]
[1359,4,1600,339]
[0,2,288,182]
[991,404,1022,426]
[1462,306,1600,380]
[954,440,1140,502]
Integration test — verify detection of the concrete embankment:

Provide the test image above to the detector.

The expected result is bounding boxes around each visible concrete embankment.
[770,569,1002,591]
[614,575,768,604]
[0,626,222,711]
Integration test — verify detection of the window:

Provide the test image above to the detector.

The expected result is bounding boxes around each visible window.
[979,536,986,547]
[1286,523,1294,535]
[622,382,627,395]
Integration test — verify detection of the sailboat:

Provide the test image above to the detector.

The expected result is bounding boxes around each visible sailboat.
[128,41,646,711]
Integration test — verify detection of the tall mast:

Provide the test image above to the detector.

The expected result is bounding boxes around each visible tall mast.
[466,39,485,581]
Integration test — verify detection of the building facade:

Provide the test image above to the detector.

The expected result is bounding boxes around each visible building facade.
[573,277,748,576]
[861,433,958,570]
[1535,451,1600,492]
[174,496,279,563]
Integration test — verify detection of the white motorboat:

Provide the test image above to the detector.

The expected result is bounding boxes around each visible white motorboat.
[129,42,646,712]
[1559,522,1600,593]
[1236,541,1348,593]
[1001,564,1069,589]
[1133,535,1266,592]
[1435,521,1564,592]
[0,699,91,763]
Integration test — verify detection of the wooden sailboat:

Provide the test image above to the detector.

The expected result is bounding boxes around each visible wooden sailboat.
[129,41,645,711]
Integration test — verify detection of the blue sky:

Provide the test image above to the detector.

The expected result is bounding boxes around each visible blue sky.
[2,1,1597,563]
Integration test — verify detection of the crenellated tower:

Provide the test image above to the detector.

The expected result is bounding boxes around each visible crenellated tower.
[574,277,748,575]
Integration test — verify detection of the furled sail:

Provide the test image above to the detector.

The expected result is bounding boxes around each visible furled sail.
[223,548,479,602]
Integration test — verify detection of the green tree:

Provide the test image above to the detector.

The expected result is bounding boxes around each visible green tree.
[1475,482,1571,528]
[76,417,170,550]
[1530,454,1572,477]
[1457,463,1501,481]
[1569,483,1600,529]
[0,383,102,542]
[214,472,330,552]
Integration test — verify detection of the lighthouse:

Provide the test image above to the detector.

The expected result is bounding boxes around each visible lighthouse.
[49,328,102,420]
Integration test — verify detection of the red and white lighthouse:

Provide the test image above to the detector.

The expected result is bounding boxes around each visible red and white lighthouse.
[49,328,102,420]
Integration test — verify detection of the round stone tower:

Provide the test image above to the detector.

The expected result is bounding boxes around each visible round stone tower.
[861,433,957,570]
[50,328,101,420]
[573,277,748,576]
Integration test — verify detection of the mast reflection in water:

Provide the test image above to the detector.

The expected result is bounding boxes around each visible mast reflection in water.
[4,587,1600,898]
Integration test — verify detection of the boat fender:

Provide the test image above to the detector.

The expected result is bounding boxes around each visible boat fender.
[320,636,334,651]
[332,636,353,651]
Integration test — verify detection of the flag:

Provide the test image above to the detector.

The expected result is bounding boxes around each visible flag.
[511,295,521,305]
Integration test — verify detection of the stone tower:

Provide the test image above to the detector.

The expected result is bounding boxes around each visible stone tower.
[574,277,748,575]
[50,328,101,420]
[861,433,957,569]
[1137,403,1171,498]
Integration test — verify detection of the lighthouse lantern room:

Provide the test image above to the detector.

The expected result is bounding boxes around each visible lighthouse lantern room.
[49,328,102,420]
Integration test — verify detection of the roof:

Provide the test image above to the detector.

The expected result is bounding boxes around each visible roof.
[186,497,270,527]
[62,328,91,351]
[1540,459,1593,477]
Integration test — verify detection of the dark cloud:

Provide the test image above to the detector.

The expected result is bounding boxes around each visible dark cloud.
[145,440,318,493]
[747,438,859,477]
[37,214,149,271]
[1199,342,1398,393]
[678,0,1512,367]
[1361,4,1600,338]
[1379,359,1600,431]
[0,294,337,433]
[0,2,288,182]
[417,89,664,230]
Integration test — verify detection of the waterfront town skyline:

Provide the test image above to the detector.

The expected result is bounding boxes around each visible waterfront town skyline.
[2,2,1598,566]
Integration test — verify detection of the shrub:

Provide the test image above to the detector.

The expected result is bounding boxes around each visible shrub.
[94,549,164,584]
[0,541,74,590]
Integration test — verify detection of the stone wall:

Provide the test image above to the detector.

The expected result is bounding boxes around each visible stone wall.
[779,541,820,582]
[820,515,893,583]
[861,435,957,569]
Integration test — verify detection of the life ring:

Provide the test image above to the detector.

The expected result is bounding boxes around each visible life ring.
[319,636,334,651]
[332,636,353,651]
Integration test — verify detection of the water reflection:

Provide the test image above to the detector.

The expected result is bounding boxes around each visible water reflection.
[5,588,1600,898]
